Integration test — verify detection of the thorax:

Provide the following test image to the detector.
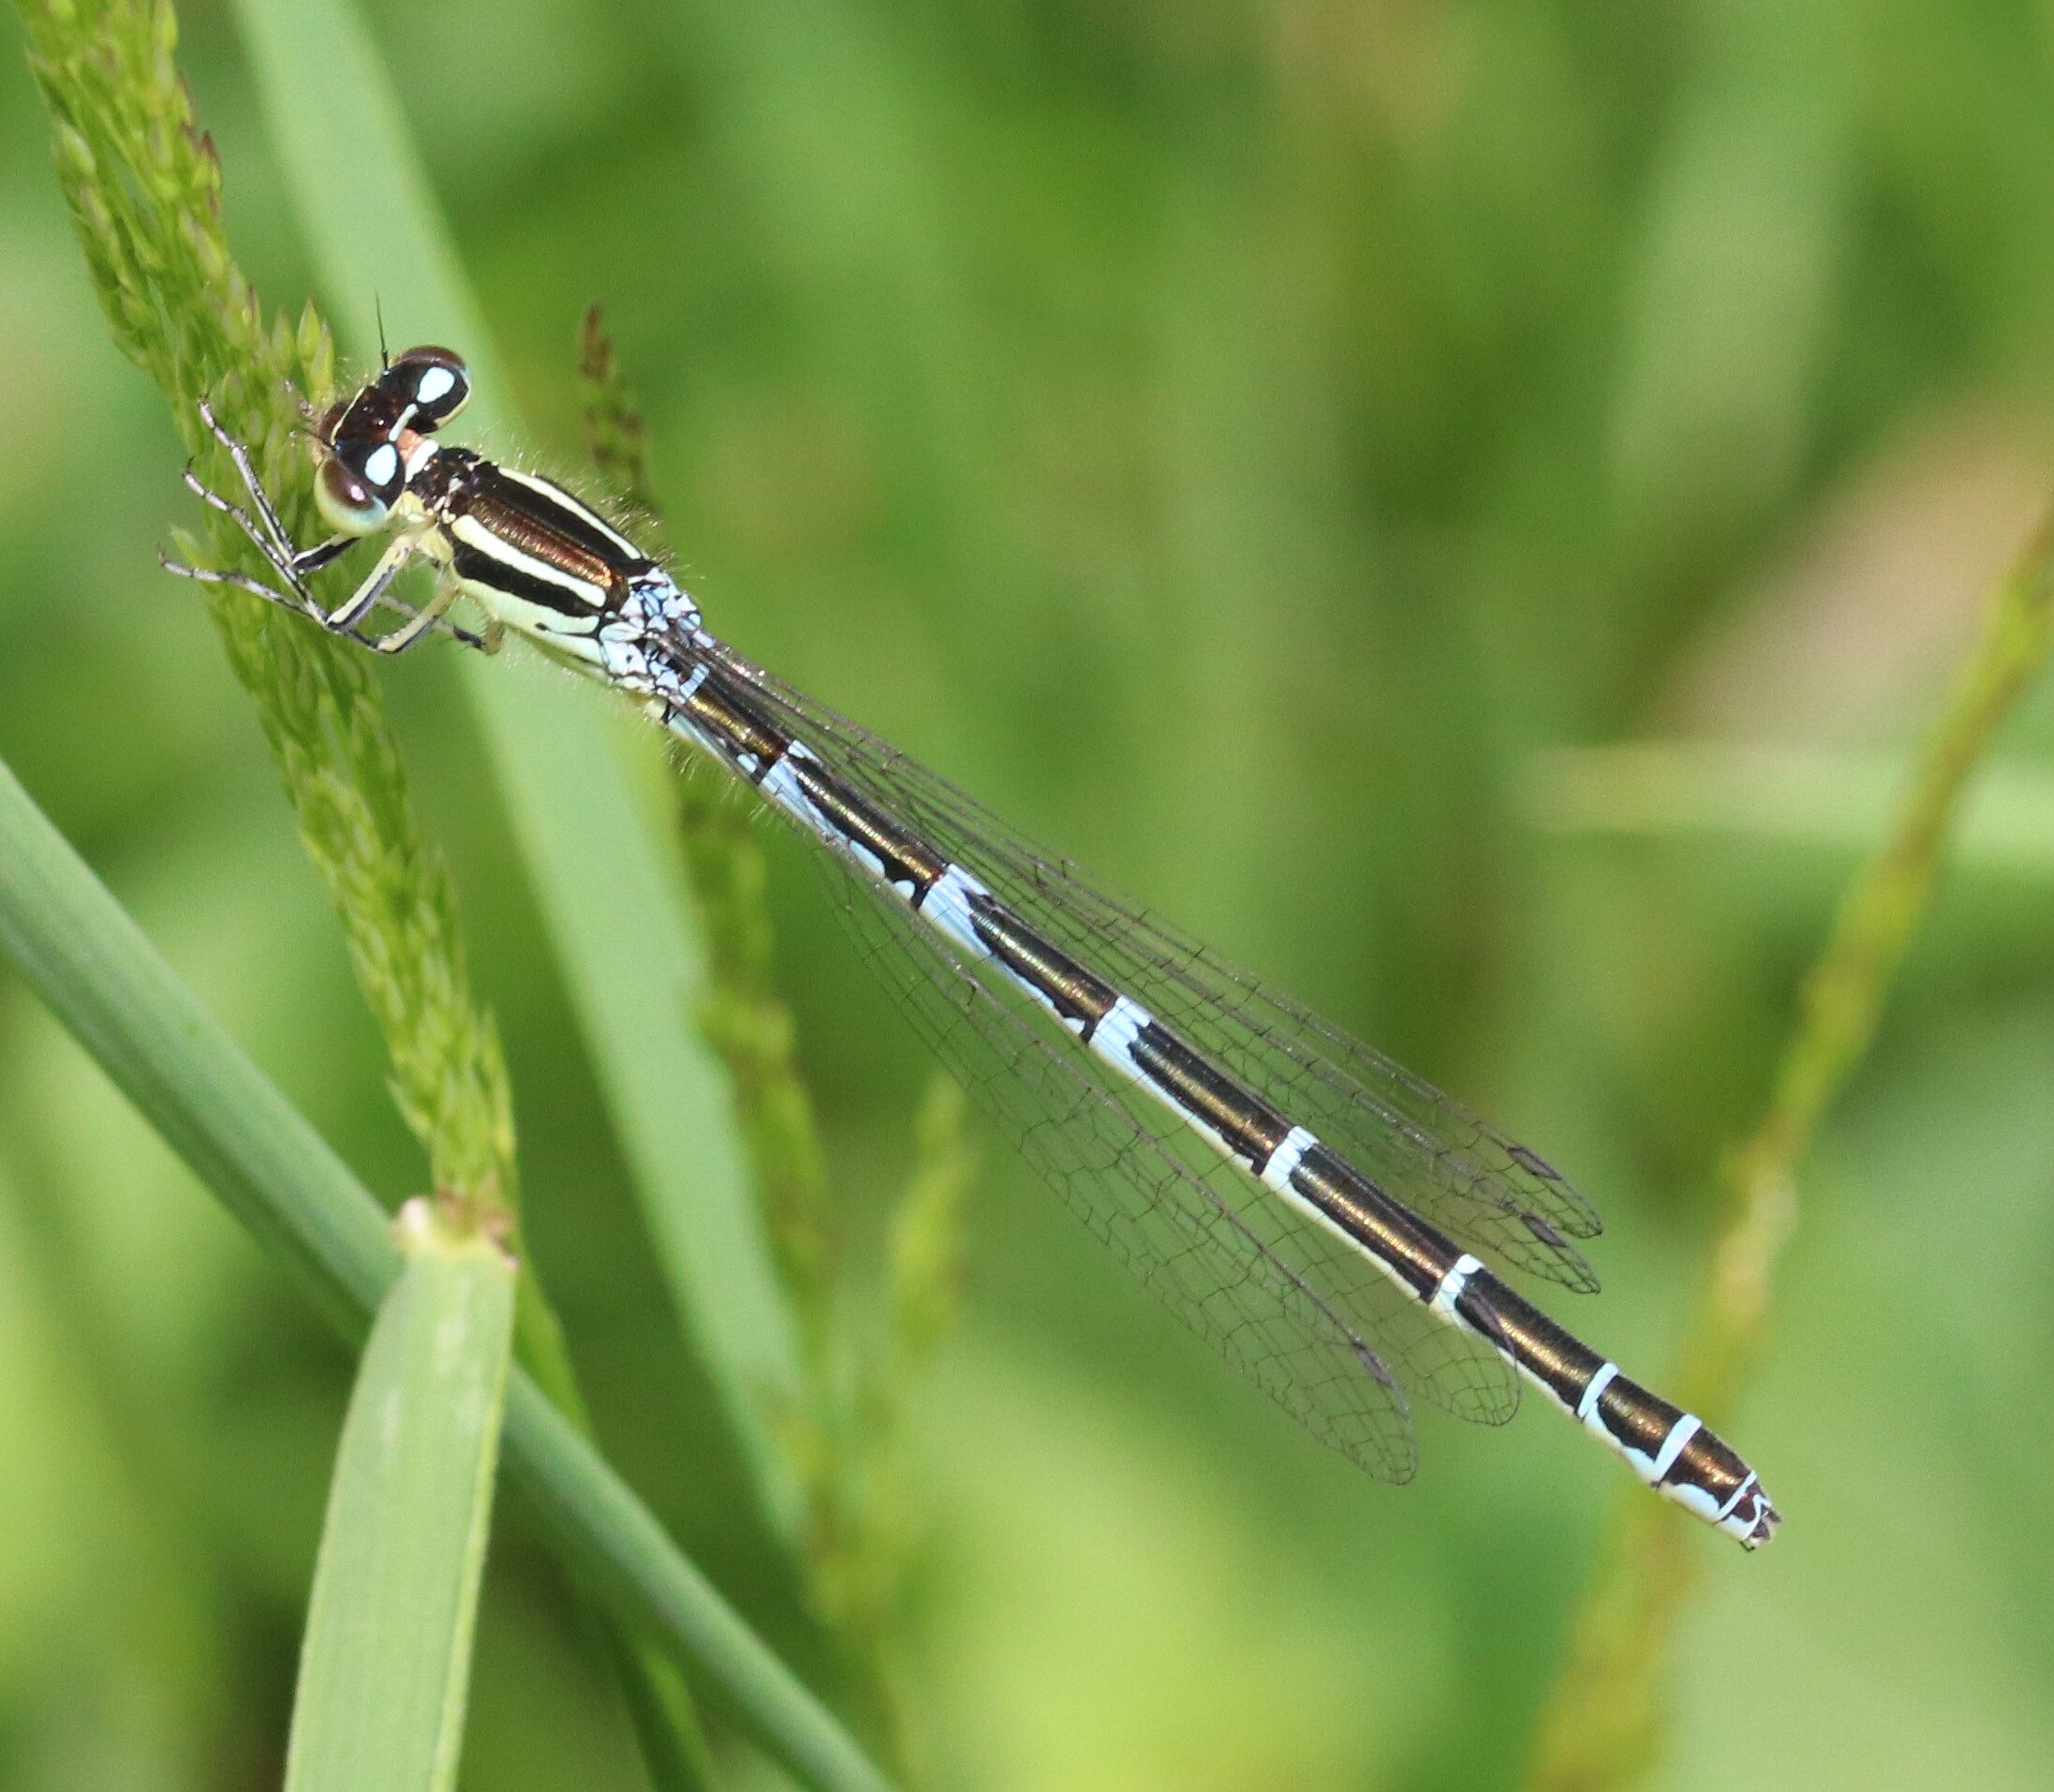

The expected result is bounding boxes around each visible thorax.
[405,447,654,647]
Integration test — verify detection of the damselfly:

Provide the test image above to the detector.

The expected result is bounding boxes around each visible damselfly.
[164,346,1781,1548]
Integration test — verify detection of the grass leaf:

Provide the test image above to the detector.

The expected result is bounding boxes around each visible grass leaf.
[223,0,806,1537]
[1526,740,2054,879]
[1524,504,2054,1790]
[18,5,731,1779]
[285,1200,517,1792]
[0,751,896,1792]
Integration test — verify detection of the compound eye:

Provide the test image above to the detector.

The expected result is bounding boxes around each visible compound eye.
[392,344,471,431]
[316,452,390,535]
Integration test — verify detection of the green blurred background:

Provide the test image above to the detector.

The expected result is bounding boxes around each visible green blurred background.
[4,1,2053,1786]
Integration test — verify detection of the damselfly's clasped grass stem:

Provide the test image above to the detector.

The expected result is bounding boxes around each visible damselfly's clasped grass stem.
[164,345,1781,1548]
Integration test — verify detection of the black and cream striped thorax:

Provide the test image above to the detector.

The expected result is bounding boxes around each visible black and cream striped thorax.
[166,346,1781,1549]
[408,448,665,628]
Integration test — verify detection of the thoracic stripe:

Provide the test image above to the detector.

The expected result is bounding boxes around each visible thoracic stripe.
[465,489,622,593]
[417,449,642,619]
[494,467,645,559]
[449,533,607,617]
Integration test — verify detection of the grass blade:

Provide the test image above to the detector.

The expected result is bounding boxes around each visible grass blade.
[1526,740,2054,879]
[286,1201,517,1792]
[0,752,895,1792]
[1524,506,2054,1789]
[17,6,735,1778]
[223,0,806,1537]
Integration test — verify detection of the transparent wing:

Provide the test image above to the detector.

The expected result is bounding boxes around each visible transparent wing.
[701,638,1601,1288]
[823,837,1432,1478]
[677,637,1542,1457]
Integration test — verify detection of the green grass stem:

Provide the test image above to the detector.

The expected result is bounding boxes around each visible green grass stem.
[0,750,896,1792]
[580,307,972,1782]
[17,4,733,1777]
[1524,506,2054,1790]
[225,0,807,1544]
[19,0,511,1231]
[1527,741,2054,878]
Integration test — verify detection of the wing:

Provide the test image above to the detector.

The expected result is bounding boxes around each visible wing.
[823,837,1438,1477]
[701,637,1602,1288]
[665,635,1598,1468]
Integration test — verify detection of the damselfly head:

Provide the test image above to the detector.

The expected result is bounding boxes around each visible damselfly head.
[309,346,475,535]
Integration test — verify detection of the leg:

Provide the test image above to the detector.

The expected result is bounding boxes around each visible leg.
[322,535,417,633]
[163,486,410,649]
[160,470,330,631]
[364,578,465,656]
[299,533,462,659]
[164,397,496,657]
[294,531,362,578]
[378,593,504,654]
[162,548,499,655]
[156,552,391,651]
[172,466,345,598]
[194,396,300,566]
[189,398,369,583]
[173,396,363,597]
